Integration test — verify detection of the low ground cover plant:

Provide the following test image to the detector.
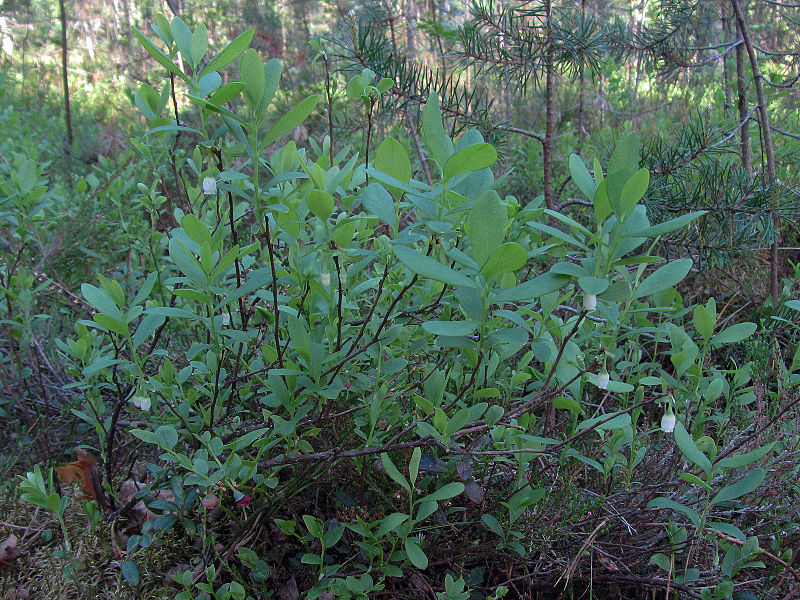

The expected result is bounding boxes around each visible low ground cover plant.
[2,16,799,600]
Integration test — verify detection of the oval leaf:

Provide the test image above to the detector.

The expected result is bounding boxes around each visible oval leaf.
[481,243,527,281]
[633,259,693,299]
[306,189,334,221]
[393,245,475,288]
[443,143,497,182]
[710,468,765,506]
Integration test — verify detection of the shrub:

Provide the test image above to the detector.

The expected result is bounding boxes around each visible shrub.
[46,16,798,599]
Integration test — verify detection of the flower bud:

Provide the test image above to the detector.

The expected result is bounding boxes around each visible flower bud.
[202,177,217,195]
[320,271,331,287]
[202,494,218,510]
[661,408,676,433]
[131,394,151,411]
[596,370,609,390]
[583,294,597,311]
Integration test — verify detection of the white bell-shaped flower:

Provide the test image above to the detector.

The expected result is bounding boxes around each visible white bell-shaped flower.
[596,370,610,390]
[131,394,151,411]
[202,177,217,195]
[661,406,677,433]
[583,294,597,311]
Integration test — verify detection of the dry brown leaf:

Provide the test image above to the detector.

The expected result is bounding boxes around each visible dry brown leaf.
[118,481,177,533]
[55,448,101,502]
[0,534,20,566]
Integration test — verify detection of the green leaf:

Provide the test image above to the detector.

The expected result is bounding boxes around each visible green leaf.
[135,83,161,120]
[421,93,453,168]
[287,315,311,360]
[606,132,640,213]
[693,305,715,340]
[650,553,671,572]
[418,482,464,504]
[443,143,497,182]
[196,71,221,98]
[260,59,282,114]
[121,561,140,585]
[711,322,757,348]
[578,276,609,295]
[200,29,254,78]
[647,497,701,527]
[593,179,612,226]
[481,513,504,537]
[210,245,240,280]
[481,243,527,280]
[680,472,712,490]
[380,453,410,492]
[302,515,323,538]
[170,16,193,67]
[716,442,775,469]
[261,95,319,148]
[422,320,479,337]
[569,153,596,200]
[306,189,334,221]
[81,284,125,322]
[393,245,475,288]
[493,272,568,303]
[169,238,206,286]
[377,512,409,538]
[190,23,208,67]
[527,222,588,250]
[374,137,412,198]
[153,14,173,45]
[469,191,507,267]
[181,214,211,245]
[673,422,711,475]
[633,259,693,299]
[618,168,649,221]
[377,77,394,93]
[156,425,178,450]
[346,74,363,99]
[627,211,707,237]
[409,448,421,486]
[711,468,765,505]
[132,28,189,83]
[132,314,165,349]
[404,538,428,569]
[238,49,265,111]
[360,183,397,233]
[708,521,746,542]
[577,412,632,431]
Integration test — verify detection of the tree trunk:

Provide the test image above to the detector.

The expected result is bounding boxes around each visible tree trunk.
[722,8,733,116]
[734,19,752,180]
[577,0,586,153]
[58,0,73,179]
[543,0,555,212]
[405,0,419,63]
[731,0,780,306]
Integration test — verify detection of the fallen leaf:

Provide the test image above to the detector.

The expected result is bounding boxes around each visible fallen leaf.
[118,481,177,533]
[280,577,299,600]
[456,459,473,481]
[464,481,485,504]
[595,551,619,571]
[55,448,103,504]
[0,534,20,566]
[419,454,448,473]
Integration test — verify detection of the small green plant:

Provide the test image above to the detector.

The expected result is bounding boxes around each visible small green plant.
[19,465,71,552]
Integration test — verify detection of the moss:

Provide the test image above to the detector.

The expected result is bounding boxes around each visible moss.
[0,478,185,600]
